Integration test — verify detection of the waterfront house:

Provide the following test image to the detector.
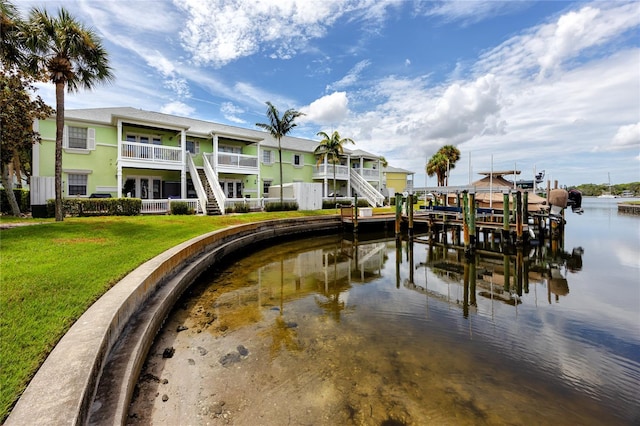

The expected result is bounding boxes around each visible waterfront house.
[32,107,411,214]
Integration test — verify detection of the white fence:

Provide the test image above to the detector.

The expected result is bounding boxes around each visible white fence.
[141,199,202,214]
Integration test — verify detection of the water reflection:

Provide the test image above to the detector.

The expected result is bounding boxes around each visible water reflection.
[131,226,639,425]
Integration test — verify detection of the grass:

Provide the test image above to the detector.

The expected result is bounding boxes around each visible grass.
[0,210,335,421]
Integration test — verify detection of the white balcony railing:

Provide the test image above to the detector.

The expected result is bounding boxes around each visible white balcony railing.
[217,152,258,169]
[121,141,182,163]
[356,167,380,180]
[313,164,350,180]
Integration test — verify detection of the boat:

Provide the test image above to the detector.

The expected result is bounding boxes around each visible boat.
[598,173,617,198]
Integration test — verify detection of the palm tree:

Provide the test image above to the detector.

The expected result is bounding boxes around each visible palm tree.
[426,152,448,186]
[24,7,113,221]
[439,145,461,186]
[314,130,354,203]
[256,102,304,205]
[426,145,461,187]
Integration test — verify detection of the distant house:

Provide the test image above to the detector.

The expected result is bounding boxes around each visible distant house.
[382,165,415,197]
[32,107,413,214]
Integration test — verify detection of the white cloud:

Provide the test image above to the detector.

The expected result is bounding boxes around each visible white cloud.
[610,123,640,151]
[326,60,371,91]
[420,0,529,25]
[160,101,195,117]
[300,92,350,125]
[220,102,247,124]
[174,0,395,67]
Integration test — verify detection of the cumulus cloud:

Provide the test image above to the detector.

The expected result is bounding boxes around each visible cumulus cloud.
[300,92,349,124]
[160,101,195,117]
[610,123,640,151]
[220,102,247,124]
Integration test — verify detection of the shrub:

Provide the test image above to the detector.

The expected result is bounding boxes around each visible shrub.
[356,199,370,207]
[0,188,30,214]
[233,202,251,213]
[45,198,142,217]
[170,201,193,215]
[264,201,298,212]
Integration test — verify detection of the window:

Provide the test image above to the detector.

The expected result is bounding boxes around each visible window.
[263,180,272,195]
[262,149,274,164]
[68,127,87,149]
[220,145,241,154]
[186,140,200,154]
[68,174,87,196]
[293,154,302,167]
[126,133,162,144]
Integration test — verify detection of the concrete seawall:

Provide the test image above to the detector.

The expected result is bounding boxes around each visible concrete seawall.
[5,216,342,426]
[617,203,640,215]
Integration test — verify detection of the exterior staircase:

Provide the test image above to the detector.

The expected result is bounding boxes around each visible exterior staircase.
[350,171,385,207]
[197,169,222,215]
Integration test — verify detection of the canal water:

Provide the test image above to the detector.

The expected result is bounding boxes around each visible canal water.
[129,198,639,425]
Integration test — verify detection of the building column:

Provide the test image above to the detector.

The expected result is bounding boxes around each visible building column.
[347,154,352,197]
[257,140,261,200]
[323,156,328,196]
[180,129,187,198]
[116,120,123,197]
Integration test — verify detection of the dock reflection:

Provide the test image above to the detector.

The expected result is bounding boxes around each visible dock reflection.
[399,230,584,316]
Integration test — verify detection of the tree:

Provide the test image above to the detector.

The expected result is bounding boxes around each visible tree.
[256,102,304,204]
[0,70,53,216]
[1,0,26,68]
[24,7,113,221]
[426,145,461,186]
[314,130,354,203]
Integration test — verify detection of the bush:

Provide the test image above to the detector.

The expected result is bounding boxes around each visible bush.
[264,201,298,212]
[0,188,30,214]
[170,201,193,215]
[356,199,370,207]
[233,202,251,213]
[45,198,142,217]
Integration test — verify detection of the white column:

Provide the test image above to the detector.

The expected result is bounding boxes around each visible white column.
[347,154,352,197]
[323,156,328,196]
[212,134,219,171]
[257,140,261,200]
[180,129,187,198]
[32,119,40,177]
[117,120,123,197]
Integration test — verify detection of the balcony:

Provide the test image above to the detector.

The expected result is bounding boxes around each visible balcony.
[353,167,380,181]
[313,164,350,180]
[206,152,259,175]
[120,141,182,168]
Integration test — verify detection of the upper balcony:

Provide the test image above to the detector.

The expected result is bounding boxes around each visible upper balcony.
[313,164,380,182]
[205,152,259,175]
[119,141,182,170]
[313,164,350,180]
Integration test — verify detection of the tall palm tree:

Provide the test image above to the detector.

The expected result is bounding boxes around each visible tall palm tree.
[256,102,304,205]
[314,130,354,203]
[426,152,448,186]
[426,145,461,186]
[24,7,113,221]
[439,145,461,186]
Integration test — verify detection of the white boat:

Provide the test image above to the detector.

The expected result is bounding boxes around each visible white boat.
[598,173,617,198]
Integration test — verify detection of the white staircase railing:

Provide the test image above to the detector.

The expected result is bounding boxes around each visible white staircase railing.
[351,171,385,207]
[186,154,207,215]
[203,154,226,214]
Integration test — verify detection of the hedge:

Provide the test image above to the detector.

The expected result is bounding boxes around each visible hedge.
[264,201,299,212]
[45,198,142,217]
[170,201,194,215]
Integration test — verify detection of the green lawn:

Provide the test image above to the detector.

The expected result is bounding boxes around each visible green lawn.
[0,211,334,421]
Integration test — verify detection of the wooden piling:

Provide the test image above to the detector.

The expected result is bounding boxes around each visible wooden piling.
[353,194,358,233]
[408,194,414,235]
[469,191,476,250]
[462,191,470,252]
[395,193,402,236]
[503,190,510,243]
[515,191,523,244]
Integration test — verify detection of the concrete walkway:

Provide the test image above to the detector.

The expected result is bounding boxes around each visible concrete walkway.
[5,216,342,426]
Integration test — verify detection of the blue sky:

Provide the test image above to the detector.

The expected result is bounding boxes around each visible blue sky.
[17,0,640,187]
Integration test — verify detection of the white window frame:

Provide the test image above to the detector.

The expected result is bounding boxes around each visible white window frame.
[63,126,95,151]
[263,179,272,195]
[186,140,200,154]
[292,153,303,168]
[67,173,88,196]
[125,132,162,145]
[262,149,274,165]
